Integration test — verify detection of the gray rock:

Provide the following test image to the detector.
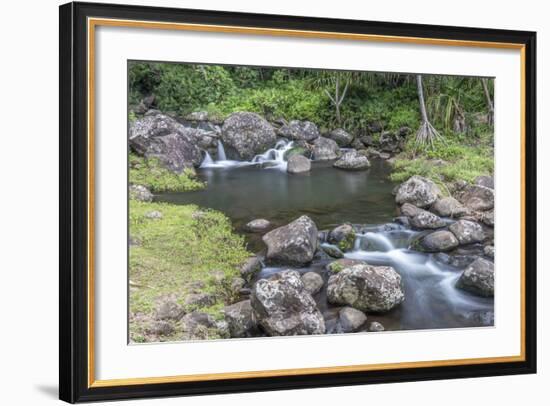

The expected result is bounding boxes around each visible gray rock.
[155,298,184,321]
[312,136,341,161]
[185,111,209,121]
[321,243,344,259]
[230,277,246,296]
[129,184,153,202]
[328,223,356,252]
[400,202,423,218]
[129,112,182,139]
[147,320,175,336]
[449,220,486,245]
[368,321,385,332]
[475,175,494,189]
[481,210,495,227]
[333,151,371,170]
[262,216,318,266]
[431,197,468,218]
[184,293,216,308]
[327,128,354,147]
[287,154,311,174]
[327,258,367,273]
[224,300,258,338]
[409,210,446,229]
[339,307,367,333]
[245,219,272,233]
[456,258,494,297]
[379,131,401,152]
[251,270,325,336]
[395,176,441,208]
[327,264,405,312]
[145,210,163,220]
[221,112,277,160]
[301,272,324,295]
[240,256,262,281]
[418,230,459,252]
[455,184,495,211]
[277,120,320,142]
[484,245,495,258]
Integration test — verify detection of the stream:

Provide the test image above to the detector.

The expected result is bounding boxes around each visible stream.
[157,141,494,332]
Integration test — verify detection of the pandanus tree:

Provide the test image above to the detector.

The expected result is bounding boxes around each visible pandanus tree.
[323,72,350,125]
[415,74,442,147]
[481,78,494,126]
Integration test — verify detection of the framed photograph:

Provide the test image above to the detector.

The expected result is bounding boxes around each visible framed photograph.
[59,1,537,403]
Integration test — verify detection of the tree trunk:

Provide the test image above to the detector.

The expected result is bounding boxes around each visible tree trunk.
[416,75,429,123]
[481,78,494,125]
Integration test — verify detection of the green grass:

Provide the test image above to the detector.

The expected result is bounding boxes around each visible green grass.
[129,201,252,341]
[129,154,205,193]
[390,132,494,185]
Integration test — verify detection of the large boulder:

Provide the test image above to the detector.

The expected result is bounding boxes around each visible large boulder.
[327,128,354,147]
[251,270,325,336]
[327,258,366,273]
[223,300,258,338]
[395,176,441,208]
[312,137,341,161]
[333,151,371,171]
[409,210,446,230]
[129,112,182,139]
[455,184,494,211]
[287,154,311,174]
[327,264,405,312]
[449,220,486,245]
[277,120,320,142]
[262,216,318,266]
[417,230,459,252]
[328,223,356,252]
[431,197,468,218]
[301,272,324,295]
[221,112,277,160]
[456,258,494,297]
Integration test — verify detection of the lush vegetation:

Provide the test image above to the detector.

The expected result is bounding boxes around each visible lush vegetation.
[129,201,251,342]
[129,154,205,192]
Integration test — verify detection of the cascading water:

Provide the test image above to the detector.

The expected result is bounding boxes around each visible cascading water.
[200,139,294,170]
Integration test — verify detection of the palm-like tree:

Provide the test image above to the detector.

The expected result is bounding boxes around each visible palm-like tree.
[415,74,442,147]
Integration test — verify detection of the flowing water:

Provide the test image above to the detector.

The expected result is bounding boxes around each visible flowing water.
[157,141,494,332]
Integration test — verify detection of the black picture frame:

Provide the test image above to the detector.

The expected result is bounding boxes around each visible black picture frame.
[59,1,537,403]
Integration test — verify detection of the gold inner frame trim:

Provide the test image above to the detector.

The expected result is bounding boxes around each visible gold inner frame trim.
[87,17,527,388]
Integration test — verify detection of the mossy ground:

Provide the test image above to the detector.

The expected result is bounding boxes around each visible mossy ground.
[129,200,251,342]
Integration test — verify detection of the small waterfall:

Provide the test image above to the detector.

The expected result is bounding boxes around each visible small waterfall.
[363,232,395,252]
[200,151,214,168]
[216,140,227,161]
[251,140,294,169]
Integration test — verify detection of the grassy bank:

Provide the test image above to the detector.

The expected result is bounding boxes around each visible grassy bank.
[129,200,251,342]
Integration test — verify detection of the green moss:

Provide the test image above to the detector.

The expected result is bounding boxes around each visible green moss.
[129,154,205,193]
[327,262,344,273]
[129,201,251,341]
[337,232,356,252]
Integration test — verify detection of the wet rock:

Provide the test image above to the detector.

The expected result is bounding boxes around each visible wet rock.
[224,300,258,338]
[455,184,494,211]
[327,264,405,312]
[484,245,495,258]
[466,310,495,326]
[145,210,162,220]
[410,210,446,230]
[221,112,277,160]
[327,128,354,147]
[433,252,478,268]
[277,120,320,142]
[339,307,367,333]
[328,223,356,252]
[312,136,341,161]
[430,197,468,218]
[417,230,459,252]
[251,270,325,336]
[456,258,494,297]
[155,298,184,321]
[394,216,410,227]
[327,258,366,273]
[368,321,385,332]
[475,175,494,189]
[287,154,311,174]
[129,184,153,202]
[245,219,272,233]
[449,220,486,245]
[395,176,441,208]
[301,272,324,295]
[262,216,318,266]
[333,151,371,170]
[240,256,262,281]
[321,244,344,259]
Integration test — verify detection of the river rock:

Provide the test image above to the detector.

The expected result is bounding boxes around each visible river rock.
[449,219,485,245]
[277,120,320,142]
[409,210,446,230]
[251,270,325,336]
[333,151,371,170]
[287,154,311,174]
[484,245,495,258]
[321,243,344,258]
[456,258,494,297]
[395,176,441,208]
[240,255,262,281]
[312,136,341,161]
[327,264,405,312]
[129,184,153,202]
[262,215,318,266]
[368,321,385,332]
[245,218,272,233]
[130,112,182,139]
[379,131,402,152]
[481,210,495,227]
[328,223,356,252]
[339,307,367,333]
[223,300,258,338]
[327,258,366,273]
[430,197,468,218]
[221,112,277,160]
[475,175,494,189]
[400,202,423,218]
[155,298,184,321]
[417,230,459,252]
[327,128,354,147]
[301,272,324,295]
[455,184,494,211]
